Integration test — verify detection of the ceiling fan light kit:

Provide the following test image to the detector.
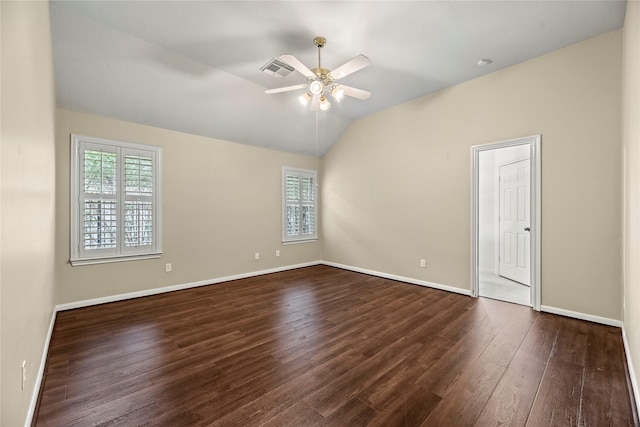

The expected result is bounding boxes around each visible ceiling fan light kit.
[331,86,345,101]
[319,96,330,111]
[298,92,311,106]
[263,36,371,112]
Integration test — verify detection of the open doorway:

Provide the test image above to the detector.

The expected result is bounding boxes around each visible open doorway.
[471,136,541,309]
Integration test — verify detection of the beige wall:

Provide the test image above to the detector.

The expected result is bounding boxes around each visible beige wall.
[322,30,623,320]
[1,1,57,425]
[55,110,322,304]
[623,0,640,402]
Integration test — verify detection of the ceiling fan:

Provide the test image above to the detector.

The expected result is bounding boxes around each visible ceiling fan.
[264,36,371,112]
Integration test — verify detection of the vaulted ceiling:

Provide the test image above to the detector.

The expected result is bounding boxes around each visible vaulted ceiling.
[50,1,627,156]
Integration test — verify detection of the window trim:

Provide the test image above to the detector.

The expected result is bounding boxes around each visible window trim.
[70,134,162,266]
[282,166,318,243]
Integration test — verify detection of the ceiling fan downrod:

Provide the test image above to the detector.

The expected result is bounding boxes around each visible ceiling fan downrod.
[312,36,329,81]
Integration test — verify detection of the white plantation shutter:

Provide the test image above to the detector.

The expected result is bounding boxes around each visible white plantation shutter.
[301,175,315,236]
[123,150,155,252]
[286,174,300,237]
[71,135,162,265]
[283,167,317,242]
[81,145,117,253]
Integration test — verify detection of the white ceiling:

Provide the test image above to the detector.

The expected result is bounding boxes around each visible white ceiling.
[50,1,627,156]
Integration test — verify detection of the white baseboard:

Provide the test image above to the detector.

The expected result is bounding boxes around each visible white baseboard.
[24,309,56,427]
[321,261,473,296]
[56,261,322,312]
[540,304,623,327]
[622,327,640,418]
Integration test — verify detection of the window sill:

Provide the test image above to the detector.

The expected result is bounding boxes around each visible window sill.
[70,252,162,266]
[282,239,318,245]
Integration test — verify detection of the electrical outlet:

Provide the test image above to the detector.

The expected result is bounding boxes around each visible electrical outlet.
[276,250,280,257]
[165,263,172,273]
[255,252,260,260]
[420,259,426,268]
[22,360,26,391]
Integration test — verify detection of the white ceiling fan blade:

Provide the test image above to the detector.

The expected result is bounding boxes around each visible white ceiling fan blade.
[310,94,320,111]
[265,84,307,94]
[329,54,370,80]
[279,54,316,79]
[340,85,371,100]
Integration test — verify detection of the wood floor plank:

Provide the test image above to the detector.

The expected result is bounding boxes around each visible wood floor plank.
[260,400,325,427]
[33,265,638,426]
[526,357,584,425]
[322,398,378,427]
[422,360,507,426]
[580,323,635,426]
[420,302,537,425]
[475,351,547,427]
[148,374,268,425]
[551,315,591,366]
[414,299,518,397]
[357,337,454,414]
[367,384,442,427]
[205,351,367,426]
[305,336,422,416]
[474,313,561,426]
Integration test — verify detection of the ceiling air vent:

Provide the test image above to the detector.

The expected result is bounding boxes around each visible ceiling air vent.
[260,58,294,78]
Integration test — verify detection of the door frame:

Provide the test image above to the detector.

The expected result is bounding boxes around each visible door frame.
[471,135,541,310]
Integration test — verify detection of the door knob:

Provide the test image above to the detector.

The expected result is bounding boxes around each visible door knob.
[524,227,531,231]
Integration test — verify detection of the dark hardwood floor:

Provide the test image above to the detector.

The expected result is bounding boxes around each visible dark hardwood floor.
[34,265,637,426]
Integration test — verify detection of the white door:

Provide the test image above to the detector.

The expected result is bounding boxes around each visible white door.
[499,159,530,285]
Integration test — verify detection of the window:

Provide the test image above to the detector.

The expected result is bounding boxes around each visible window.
[71,135,162,265]
[282,167,317,243]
